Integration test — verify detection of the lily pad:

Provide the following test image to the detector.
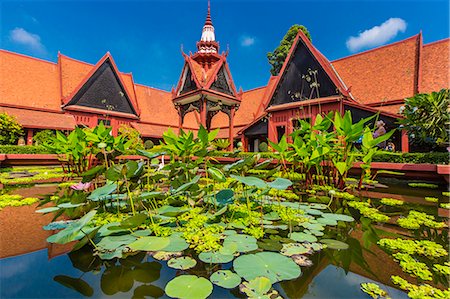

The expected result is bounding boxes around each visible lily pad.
[289,232,317,243]
[165,275,213,299]
[230,175,267,189]
[320,239,349,250]
[239,276,273,298]
[96,235,137,251]
[321,213,355,222]
[127,236,170,251]
[210,270,241,289]
[280,243,310,256]
[167,256,197,270]
[317,217,338,226]
[88,183,117,201]
[223,234,258,253]
[233,252,301,283]
[163,233,190,252]
[198,251,234,264]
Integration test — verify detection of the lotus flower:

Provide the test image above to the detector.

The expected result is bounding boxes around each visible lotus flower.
[70,182,92,191]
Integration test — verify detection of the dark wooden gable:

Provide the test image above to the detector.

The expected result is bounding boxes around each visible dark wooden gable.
[66,59,137,115]
[269,38,340,106]
[180,65,197,95]
[210,66,233,96]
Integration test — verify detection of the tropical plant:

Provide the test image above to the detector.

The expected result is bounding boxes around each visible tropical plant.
[0,112,23,145]
[118,124,143,151]
[267,24,312,76]
[33,129,55,146]
[212,138,230,150]
[400,89,450,149]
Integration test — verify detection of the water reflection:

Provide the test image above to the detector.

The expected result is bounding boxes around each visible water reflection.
[1,181,446,298]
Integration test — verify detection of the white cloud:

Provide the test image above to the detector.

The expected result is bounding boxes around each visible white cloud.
[346,18,407,52]
[9,27,46,54]
[240,35,255,47]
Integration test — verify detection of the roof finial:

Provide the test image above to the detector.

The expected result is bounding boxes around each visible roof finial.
[205,0,213,26]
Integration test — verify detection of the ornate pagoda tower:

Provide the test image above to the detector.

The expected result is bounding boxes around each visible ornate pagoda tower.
[172,0,242,148]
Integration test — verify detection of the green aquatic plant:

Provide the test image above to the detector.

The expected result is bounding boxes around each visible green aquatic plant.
[268,188,300,201]
[392,252,433,281]
[0,194,39,210]
[391,275,450,299]
[348,201,390,222]
[378,238,448,258]
[360,282,391,299]
[239,276,282,299]
[243,225,265,239]
[440,203,450,209]
[397,211,447,230]
[165,275,213,299]
[380,198,404,206]
[442,192,450,197]
[425,197,439,203]
[433,262,450,276]
[408,182,439,189]
[210,270,241,289]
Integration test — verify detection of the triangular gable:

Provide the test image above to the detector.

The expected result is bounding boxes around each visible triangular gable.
[209,65,234,96]
[267,30,350,107]
[179,64,198,95]
[64,54,138,116]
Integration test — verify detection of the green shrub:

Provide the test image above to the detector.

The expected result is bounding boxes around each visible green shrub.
[0,145,50,154]
[144,139,154,150]
[0,113,23,145]
[258,142,269,152]
[33,130,55,146]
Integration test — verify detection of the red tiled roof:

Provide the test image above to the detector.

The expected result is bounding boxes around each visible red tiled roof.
[376,104,403,115]
[420,38,450,93]
[0,50,61,111]
[332,35,420,105]
[130,122,178,138]
[0,106,76,130]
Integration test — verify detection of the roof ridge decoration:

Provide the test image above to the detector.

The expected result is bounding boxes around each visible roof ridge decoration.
[197,0,219,54]
[62,52,140,117]
[263,29,351,109]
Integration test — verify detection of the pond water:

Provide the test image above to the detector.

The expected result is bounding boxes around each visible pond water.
[0,180,447,299]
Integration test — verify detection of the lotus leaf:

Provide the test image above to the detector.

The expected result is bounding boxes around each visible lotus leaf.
[151,251,182,261]
[230,175,267,189]
[289,232,318,243]
[198,251,234,264]
[223,234,258,253]
[163,233,190,252]
[233,252,301,283]
[165,275,213,299]
[43,220,72,230]
[210,270,241,289]
[239,276,272,297]
[127,236,170,251]
[317,217,338,226]
[168,256,197,270]
[36,206,60,213]
[267,178,293,190]
[215,189,234,206]
[119,213,147,229]
[46,210,97,244]
[133,285,164,299]
[320,239,349,250]
[280,243,310,256]
[96,234,137,251]
[88,183,117,201]
[57,202,86,208]
[321,213,355,222]
[101,265,135,295]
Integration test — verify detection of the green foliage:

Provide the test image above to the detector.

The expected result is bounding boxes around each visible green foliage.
[33,130,55,146]
[348,201,390,222]
[391,275,450,299]
[408,182,439,189]
[0,145,50,154]
[360,282,391,299]
[118,124,144,152]
[144,139,154,150]
[258,141,268,152]
[0,194,39,210]
[378,238,448,258]
[267,24,311,76]
[0,113,23,145]
[397,211,447,230]
[380,198,404,206]
[212,138,230,150]
[165,275,213,299]
[400,89,450,148]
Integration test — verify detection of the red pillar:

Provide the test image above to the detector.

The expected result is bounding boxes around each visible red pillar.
[401,130,409,153]
[200,98,207,128]
[26,129,33,145]
[228,106,235,151]
[177,107,183,134]
[268,114,276,145]
[240,135,248,152]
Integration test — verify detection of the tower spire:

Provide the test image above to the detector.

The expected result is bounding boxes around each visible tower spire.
[197,0,218,53]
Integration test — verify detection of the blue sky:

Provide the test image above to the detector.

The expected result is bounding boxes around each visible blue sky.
[1,0,448,91]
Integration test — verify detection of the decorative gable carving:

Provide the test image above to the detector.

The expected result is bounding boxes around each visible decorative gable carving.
[180,66,197,95]
[269,37,340,106]
[210,66,233,95]
[65,59,137,115]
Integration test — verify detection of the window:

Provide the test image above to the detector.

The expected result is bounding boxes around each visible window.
[98,118,111,126]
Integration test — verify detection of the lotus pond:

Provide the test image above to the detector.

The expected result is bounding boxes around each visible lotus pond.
[1,121,449,299]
